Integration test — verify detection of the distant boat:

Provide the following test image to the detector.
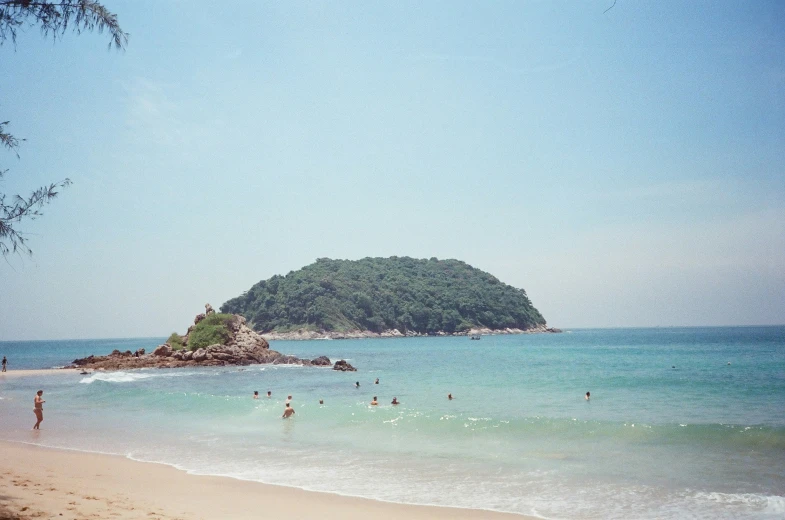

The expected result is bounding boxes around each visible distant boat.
[470,335,482,340]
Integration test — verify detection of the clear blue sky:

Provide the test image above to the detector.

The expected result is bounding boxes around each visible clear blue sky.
[1,0,783,340]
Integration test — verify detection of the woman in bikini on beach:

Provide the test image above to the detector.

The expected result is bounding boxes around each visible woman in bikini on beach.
[33,390,45,429]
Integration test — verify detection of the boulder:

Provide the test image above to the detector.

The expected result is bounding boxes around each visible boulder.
[311,355,331,366]
[333,360,357,372]
[192,348,207,362]
[153,344,173,357]
[273,355,300,365]
[182,350,194,361]
[194,313,206,325]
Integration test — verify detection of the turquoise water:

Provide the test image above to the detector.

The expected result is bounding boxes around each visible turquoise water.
[1,327,783,519]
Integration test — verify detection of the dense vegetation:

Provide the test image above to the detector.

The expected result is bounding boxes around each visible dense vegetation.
[168,313,236,351]
[221,257,546,334]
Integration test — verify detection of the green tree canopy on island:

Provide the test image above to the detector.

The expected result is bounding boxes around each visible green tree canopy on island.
[0,1,126,256]
[221,257,547,334]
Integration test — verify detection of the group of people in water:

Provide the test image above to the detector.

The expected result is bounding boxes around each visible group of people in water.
[253,377,456,419]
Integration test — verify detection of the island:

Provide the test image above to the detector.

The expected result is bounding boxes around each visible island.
[69,309,355,371]
[221,256,560,340]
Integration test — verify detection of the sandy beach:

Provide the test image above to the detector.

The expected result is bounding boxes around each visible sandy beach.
[0,368,85,379]
[0,441,531,520]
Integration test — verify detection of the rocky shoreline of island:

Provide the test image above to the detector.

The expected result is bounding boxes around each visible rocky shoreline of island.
[260,324,562,341]
[67,308,357,372]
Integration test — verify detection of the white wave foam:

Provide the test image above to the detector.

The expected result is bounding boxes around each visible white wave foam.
[695,491,785,514]
[79,371,198,384]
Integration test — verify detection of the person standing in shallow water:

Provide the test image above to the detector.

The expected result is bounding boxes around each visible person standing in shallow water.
[585,392,591,401]
[33,390,45,429]
[282,402,295,419]
[1,356,6,372]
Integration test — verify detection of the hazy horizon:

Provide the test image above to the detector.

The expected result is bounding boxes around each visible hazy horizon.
[2,1,783,340]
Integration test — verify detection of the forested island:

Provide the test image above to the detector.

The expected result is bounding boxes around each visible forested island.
[221,257,558,339]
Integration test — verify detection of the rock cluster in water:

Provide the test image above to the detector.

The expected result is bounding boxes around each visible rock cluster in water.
[332,360,357,372]
[69,310,352,371]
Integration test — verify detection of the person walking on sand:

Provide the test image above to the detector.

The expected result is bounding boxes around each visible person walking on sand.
[33,390,45,429]
[2,356,6,372]
[282,402,295,419]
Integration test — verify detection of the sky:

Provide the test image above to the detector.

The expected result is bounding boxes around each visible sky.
[1,0,783,340]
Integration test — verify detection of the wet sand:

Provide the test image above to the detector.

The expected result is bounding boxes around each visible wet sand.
[0,368,84,379]
[0,441,533,520]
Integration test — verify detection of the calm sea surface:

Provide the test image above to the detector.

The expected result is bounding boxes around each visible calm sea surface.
[1,327,783,519]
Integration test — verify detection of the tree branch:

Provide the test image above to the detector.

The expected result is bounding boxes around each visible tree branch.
[0,0,128,49]
[0,178,71,255]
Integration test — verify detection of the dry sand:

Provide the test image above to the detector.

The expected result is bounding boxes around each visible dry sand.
[0,441,533,520]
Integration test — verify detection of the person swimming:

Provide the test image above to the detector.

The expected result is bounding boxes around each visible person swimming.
[267,390,272,398]
[375,378,379,384]
[370,396,378,405]
[355,381,360,388]
[253,391,259,399]
[391,397,399,405]
[448,393,453,400]
[585,391,590,401]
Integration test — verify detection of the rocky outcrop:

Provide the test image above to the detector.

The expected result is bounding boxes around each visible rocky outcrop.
[68,308,332,371]
[333,360,356,372]
[225,315,270,351]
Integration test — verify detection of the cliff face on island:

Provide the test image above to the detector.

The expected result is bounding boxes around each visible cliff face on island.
[69,310,336,370]
[222,257,556,339]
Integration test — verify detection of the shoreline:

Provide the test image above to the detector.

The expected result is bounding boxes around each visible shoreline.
[0,368,85,378]
[0,440,535,520]
[263,325,563,341]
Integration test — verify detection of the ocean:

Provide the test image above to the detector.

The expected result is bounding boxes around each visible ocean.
[1,327,783,519]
